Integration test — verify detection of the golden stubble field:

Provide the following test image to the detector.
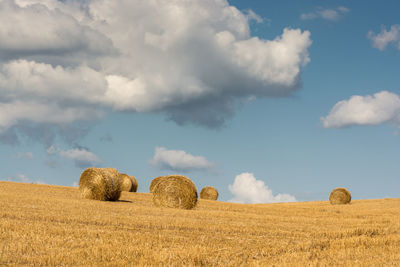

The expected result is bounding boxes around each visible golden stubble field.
[0,181,399,266]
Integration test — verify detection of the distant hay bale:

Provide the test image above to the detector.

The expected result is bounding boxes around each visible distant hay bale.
[119,173,138,192]
[79,167,122,201]
[329,187,351,205]
[200,186,218,200]
[150,175,196,193]
[130,176,138,192]
[149,176,164,193]
[152,175,198,210]
[119,174,133,192]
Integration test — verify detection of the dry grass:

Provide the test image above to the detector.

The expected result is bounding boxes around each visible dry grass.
[1,181,400,266]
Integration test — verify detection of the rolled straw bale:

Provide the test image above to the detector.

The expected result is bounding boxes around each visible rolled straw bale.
[152,175,198,210]
[79,167,122,201]
[130,176,138,192]
[119,173,138,192]
[119,174,133,192]
[149,176,164,193]
[329,187,351,205]
[200,186,218,200]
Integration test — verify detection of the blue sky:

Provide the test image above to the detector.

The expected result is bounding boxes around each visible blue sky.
[1,0,400,203]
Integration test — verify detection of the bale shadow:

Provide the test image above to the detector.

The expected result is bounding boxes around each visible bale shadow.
[117,200,133,203]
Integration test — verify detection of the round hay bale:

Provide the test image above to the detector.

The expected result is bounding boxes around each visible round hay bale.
[149,176,164,193]
[130,175,138,192]
[79,167,122,201]
[329,187,351,205]
[200,186,218,200]
[119,173,133,192]
[152,175,198,210]
[119,173,138,192]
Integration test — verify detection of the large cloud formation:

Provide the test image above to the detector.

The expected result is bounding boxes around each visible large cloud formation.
[0,0,312,144]
[229,172,296,204]
[321,91,400,128]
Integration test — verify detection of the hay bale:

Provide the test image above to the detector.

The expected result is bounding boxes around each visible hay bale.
[119,173,133,192]
[150,175,196,193]
[79,167,122,201]
[149,176,164,193]
[329,187,351,205]
[119,173,138,192]
[200,186,218,200]
[152,175,198,210]
[130,175,138,192]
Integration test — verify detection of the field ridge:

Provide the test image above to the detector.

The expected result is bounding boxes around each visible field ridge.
[1,181,399,266]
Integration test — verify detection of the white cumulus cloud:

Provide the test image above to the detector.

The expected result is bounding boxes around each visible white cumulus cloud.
[321,91,400,128]
[0,59,104,143]
[368,25,400,51]
[0,0,312,144]
[46,145,101,168]
[301,6,349,21]
[229,172,296,204]
[150,147,213,172]
[0,0,114,58]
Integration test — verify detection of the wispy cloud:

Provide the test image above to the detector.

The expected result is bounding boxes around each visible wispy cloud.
[321,91,400,128]
[301,6,349,21]
[149,147,213,172]
[2,174,45,184]
[368,25,400,51]
[244,9,264,23]
[45,160,62,169]
[99,133,113,143]
[13,152,34,159]
[229,172,296,204]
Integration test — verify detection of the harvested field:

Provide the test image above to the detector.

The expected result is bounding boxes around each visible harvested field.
[1,181,400,266]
